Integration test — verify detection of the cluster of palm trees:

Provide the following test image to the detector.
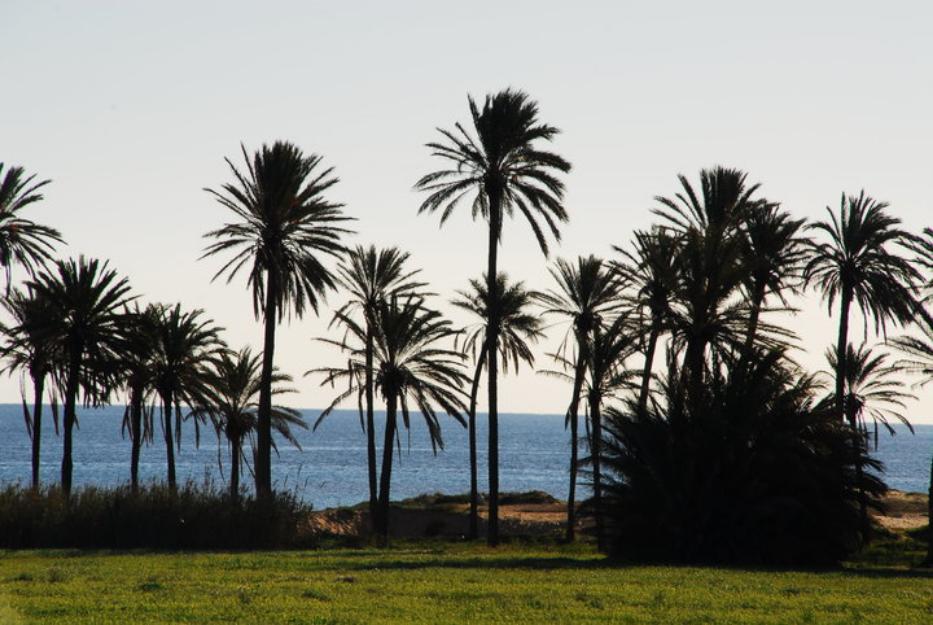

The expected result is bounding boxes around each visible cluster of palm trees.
[1,87,931,558]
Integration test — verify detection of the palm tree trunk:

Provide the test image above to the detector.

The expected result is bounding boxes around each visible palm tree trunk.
[30,372,45,491]
[377,391,398,542]
[589,389,605,552]
[565,352,586,542]
[61,349,81,498]
[162,394,176,492]
[485,196,502,547]
[925,450,933,566]
[835,287,853,418]
[365,327,378,527]
[742,284,766,355]
[637,320,661,414]
[129,384,143,495]
[467,350,486,540]
[230,433,240,500]
[256,271,278,500]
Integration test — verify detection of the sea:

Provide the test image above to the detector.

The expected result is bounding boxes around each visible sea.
[0,404,930,509]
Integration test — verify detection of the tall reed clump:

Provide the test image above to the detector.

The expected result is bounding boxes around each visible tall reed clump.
[0,482,315,549]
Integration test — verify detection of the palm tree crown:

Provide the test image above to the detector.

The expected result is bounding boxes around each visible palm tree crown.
[0,163,64,290]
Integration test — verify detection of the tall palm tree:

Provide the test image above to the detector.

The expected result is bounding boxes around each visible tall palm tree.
[331,245,424,524]
[738,203,808,353]
[27,257,133,496]
[451,272,544,539]
[0,163,64,293]
[193,347,305,499]
[416,88,571,545]
[149,304,223,491]
[117,304,160,493]
[652,167,763,398]
[371,297,467,541]
[612,228,681,413]
[0,288,60,489]
[537,255,622,541]
[203,141,353,498]
[803,191,922,418]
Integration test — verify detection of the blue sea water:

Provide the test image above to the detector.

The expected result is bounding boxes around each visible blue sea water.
[0,404,930,509]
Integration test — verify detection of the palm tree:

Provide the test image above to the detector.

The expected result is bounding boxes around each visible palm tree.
[117,304,160,493]
[652,167,764,398]
[451,272,544,539]
[371,297,467,541]
[804,192,922,418]
[149,303,223,491]
[0,163,64,293]
[331,245,424,524]
[825,342,915,536]
[738,203,808,353]
[0,288,60,489]
[193,347,305,499]
[581,314,639,550]
[416,88,571,545]
[203,141,353,499]
[537,255,622,541]
[891,314,933,565]
[26,257,133,496]
[612,228,681,413]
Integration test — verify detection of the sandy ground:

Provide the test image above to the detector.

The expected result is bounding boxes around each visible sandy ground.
[308,490,929,539]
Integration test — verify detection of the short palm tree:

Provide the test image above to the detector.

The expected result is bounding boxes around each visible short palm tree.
[371,297,468,541]
[193,347,305,499]
[117,303,161,493]
[27,257,133,496]
[416,88,571,545]
[803,191,922,418]
[0,288,60,489]
[331,245,424,524]
[537,255,622,541]
[149,303,223,491]
[0,163,64,292]
[451,272,543,539]
[203,141,353,498]
[612,228,681,413]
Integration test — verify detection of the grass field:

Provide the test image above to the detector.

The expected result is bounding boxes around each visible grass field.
[2,541,932,624]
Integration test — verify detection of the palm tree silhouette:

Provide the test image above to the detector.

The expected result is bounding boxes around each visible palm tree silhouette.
[371,297,467,541]
[203,141,353,499]
[193,347,305,499]
[0,288,61,489]
[331,245,424,524]
[116,303,160,494]
[803,191,921,418]
[416,88,570,545]
[149,303,223,491]
[451,272,543,539]
[0,163,63,293]
[653,167,764,398]
[538,255,622,541]
[738,203,808,353]
[612,228,681,413]
[27,257,133,496]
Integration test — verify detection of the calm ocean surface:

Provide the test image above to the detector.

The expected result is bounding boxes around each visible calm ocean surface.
[0,404,930,509]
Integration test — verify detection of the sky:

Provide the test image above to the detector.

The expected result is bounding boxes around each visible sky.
[2,1,932,420]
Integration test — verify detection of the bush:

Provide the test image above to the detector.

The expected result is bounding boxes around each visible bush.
[600,351,885,566]
[0,482,315,549]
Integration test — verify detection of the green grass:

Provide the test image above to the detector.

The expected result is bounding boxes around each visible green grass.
[1,541,932,624]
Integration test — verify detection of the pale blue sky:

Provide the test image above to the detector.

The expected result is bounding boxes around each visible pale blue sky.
[2,1,931,419]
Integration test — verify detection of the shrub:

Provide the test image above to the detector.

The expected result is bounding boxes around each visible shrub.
[600,351,885,565]
[0,481,314,549]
